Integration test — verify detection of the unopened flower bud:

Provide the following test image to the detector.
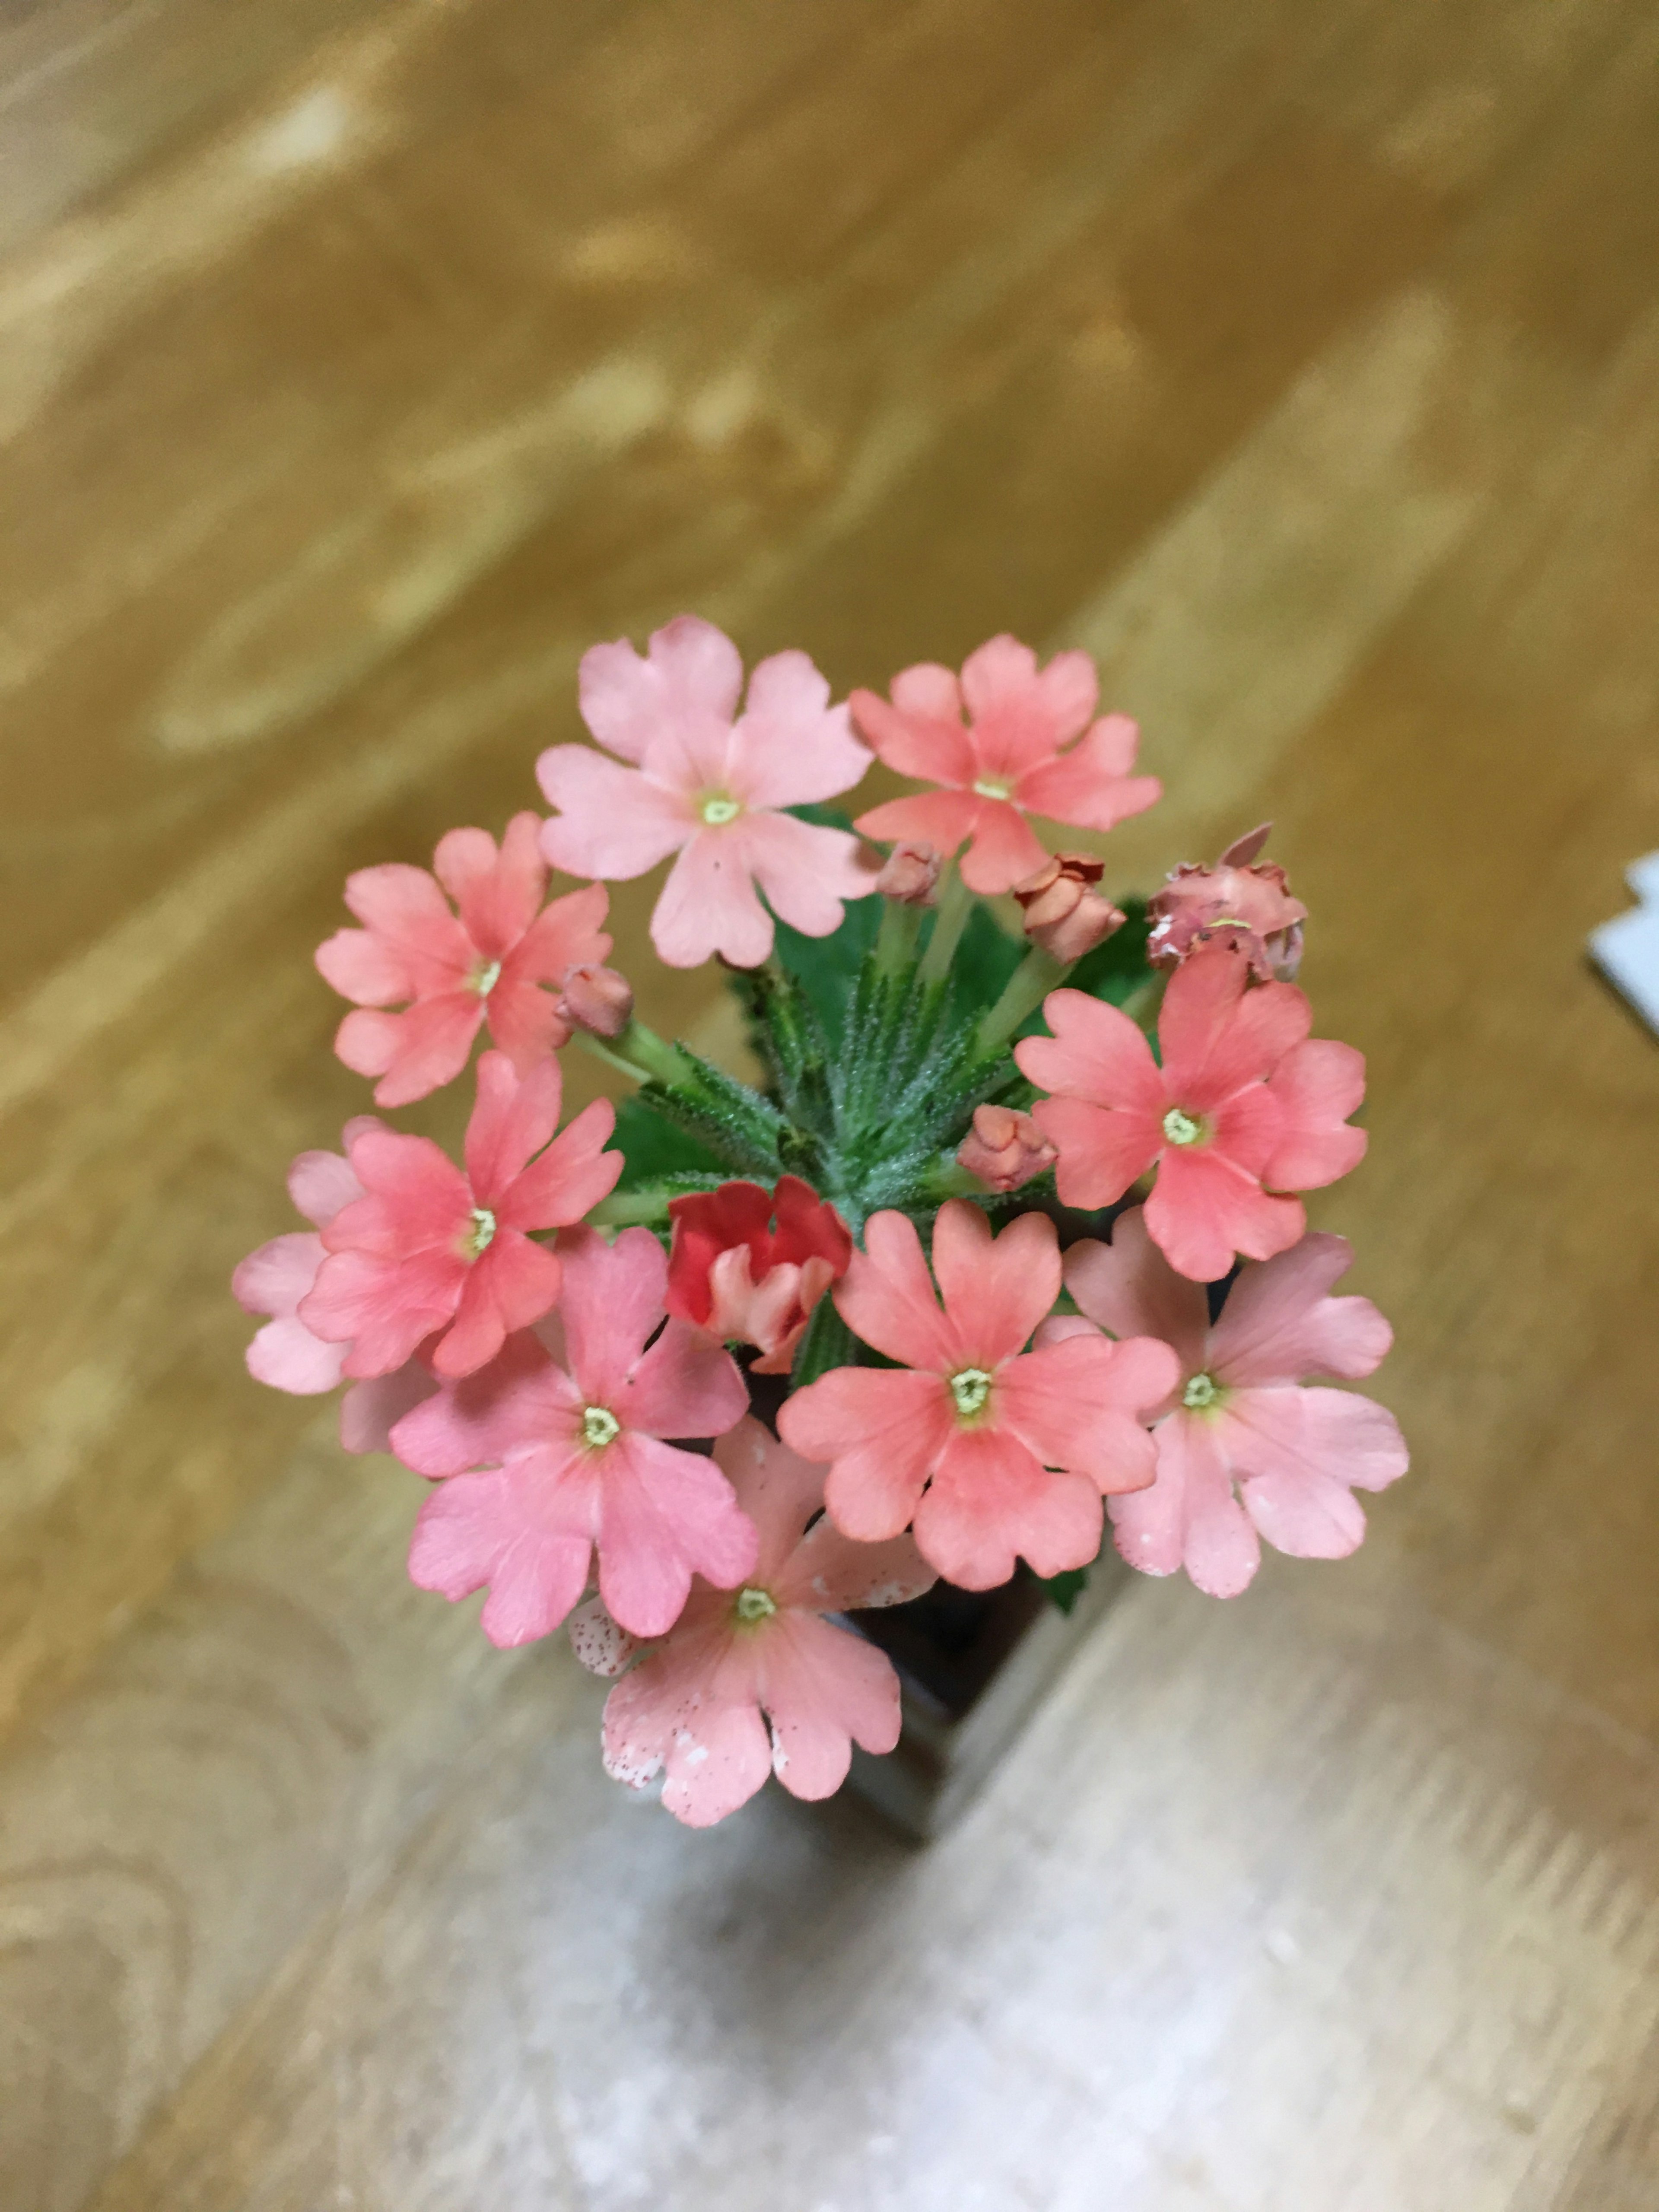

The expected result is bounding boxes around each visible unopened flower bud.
[956,1104,1058,1194]
[875,840,941,905]
[1013,853,1125,963]
[557,962,634,1040]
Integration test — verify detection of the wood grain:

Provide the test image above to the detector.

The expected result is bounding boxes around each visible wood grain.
[2,0,1657,2204]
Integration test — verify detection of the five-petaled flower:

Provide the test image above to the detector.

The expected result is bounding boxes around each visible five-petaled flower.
[1016,946,1366,1283]
[231,1118,438,1450]
[1044,1208,1406,1597]
[585,1416,935,1826]
[1147,823,1306,984]
[779,1201,1179,1589]
[391,1228,756,1643]
[666,1176,853,1374]
[536,614,877,969]
[315,812,611,1106]
[851,635,1161,896]
[300,1050,620,1380]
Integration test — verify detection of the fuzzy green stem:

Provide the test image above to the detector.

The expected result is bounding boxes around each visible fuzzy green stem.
[790,1294,856,1387]
[920,1152,984,1201]
[917,862,973,985]
[873,897,926,976]
[973,944,1071,1058]
[571,1017,690,1088]
[586,1186,675,1227]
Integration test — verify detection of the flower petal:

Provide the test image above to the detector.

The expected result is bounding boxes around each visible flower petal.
[853,788,980,863]
[1262,1039,1368,1190]
[595,1433,760,1637]
[287,1146,364,1229]
[536,747,692,878]
[498,1096,620,1231]
[247,1313,348,1394]
[434,1232,563,1379]
[712,1414,831,1584]
[337,862,473,990]
[1208,1232,1392,1385]
[849,667,975,786]
[503,879,611,985]
[931,1200,1060,1367]
[1226,1384,1409,1500]
[463,1050,560,1205]
[832,1209,958,1372]
[994,1335,1172,1492]
[1015,715,1160,832]
[233,1230,324,1321]
[650,828,775,968]
[915,1427,1103,1587]
[1062,1208,1208,1374]
[556,1224,667,1406]
[771,1517,936,1613]
[388,1330,582,1475]
[1144,1148,1306,1282]
[763,1611,903,1796]
[619,1318,748,1440]
[341,995,485,1107]
[956,797,1049,896]
[782,1367,952,1541]
[408,1456,594,1646]
[727,652,872,807]
[314,925,413,1006]
[578,616,744,765]
[1157,950,1309,1107]
[1016,987,1164,1114]
[1109,1413,1261,1596]
[435,812,547,956]
[1030,1095,1162,1211]
[607,1660,774,1827]
[743,814,878,941]
[339,1361,439,1455]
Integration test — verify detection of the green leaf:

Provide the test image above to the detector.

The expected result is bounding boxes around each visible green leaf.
[1039,1565,1090,1615]
[608,1093,728,1191]
[769,899,883,1049]
[941,902,1025,1020]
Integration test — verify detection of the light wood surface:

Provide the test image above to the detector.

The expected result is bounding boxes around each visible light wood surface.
[3,3,1658,2206]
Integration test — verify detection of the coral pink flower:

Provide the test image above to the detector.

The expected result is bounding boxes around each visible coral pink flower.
[300,1051,620,1381]
[232,1119,439,1450]
[588,1416,936,1826]
[315,813,611,1107]
[666,1176,853,1375]
[1016,947,1366,1283]
[536,615,876,969]
[391,1228,755,1643]
[851,635,1160,895]
[1050,1208,1406,1597]
[1147,823,1307,983]
[779,1202,1179,1589]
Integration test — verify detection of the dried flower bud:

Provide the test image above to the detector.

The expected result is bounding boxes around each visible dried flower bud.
[556,962,634,1039]
[1012,853,1125,963]
[956,1104,1058,1194]
[1146,823,1306,982]
[875,840,941,905]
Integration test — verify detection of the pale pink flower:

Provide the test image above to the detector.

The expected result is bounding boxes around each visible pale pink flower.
[1016,947,1366,1283]
[591,1416,935,1827]
[779,1202,1179,1589]
[300,1050,620,1381]
[851,636,1160,895]
[1013,852,1126,963]
[232,1119,439,1449]
[536,615,877,969]
[1147,823,1307,983]
[955,1104,1057,1194]
[391,1229,755,1643]
[666,1176,852,1375]
[1050,1208,1406,1597]
[315,813,611,1107]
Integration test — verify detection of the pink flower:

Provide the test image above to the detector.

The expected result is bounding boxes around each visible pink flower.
[536,615,877,969]
[315,813,611,1107]
[874,839,941,904]
[1051,1208,1406,1596]
[666,1176,853,1375]
[590,1416,936,1826]
[955,1104,1056,1194]
[1016,947,1366,1282]
[300,1050,620,1381]
[851,635,1160,896]
[1147,823,1307,984]
[390,1228,755,1643]
[232,1119,439,1450]
[778,1202,1179,1589]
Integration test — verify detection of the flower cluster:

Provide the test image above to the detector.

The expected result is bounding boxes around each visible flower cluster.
[237,616,1404,1827]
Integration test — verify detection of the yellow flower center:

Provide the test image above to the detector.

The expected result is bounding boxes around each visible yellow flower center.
[733,1586,777,1625]
[700,793,741,826]
[581,1405,621,1449]
[948,1366,994,1419]
[1162,1106,1205,1147]
[462,1206,497,1259]
[471,958,502,997]
[1182,1372,1221,1411]
[972,776,1012,801]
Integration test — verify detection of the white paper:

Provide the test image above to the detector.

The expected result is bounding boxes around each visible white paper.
[1590,851,1659,1035]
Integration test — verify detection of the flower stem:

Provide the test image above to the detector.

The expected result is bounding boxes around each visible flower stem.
[1117,969,1168,1034]
[587,1187,674,1228]
[571,1017,689,1088]
[917,862,973,985]
[973,945,1071,1058]
[789,1294,855,1387]
[873,897,926,976]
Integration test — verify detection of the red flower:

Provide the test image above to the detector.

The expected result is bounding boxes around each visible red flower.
[851,635,1160,895]
[315,812,610,1106]
[778,1202,1178,1589]
[1016,947,1365,1283]
[301,1050,620,1380]
[666,1176,853,1374]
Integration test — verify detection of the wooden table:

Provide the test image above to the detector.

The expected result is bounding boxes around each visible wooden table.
[3,2,1657,2204]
